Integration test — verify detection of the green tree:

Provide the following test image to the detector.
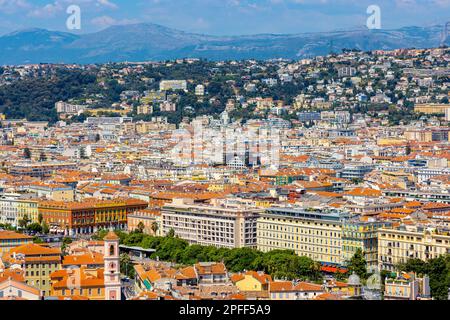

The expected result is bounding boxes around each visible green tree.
[136,222,145,234]
[18,214,31,229]
[23,147,31,159]
[426,256,450,300]
[123,232,144,246]
[41,221,50,234]
[347,248,368,280]
[223,248,263,273]
[61,237,73,254]
[167,228,175,238]
[38,213,43,225]
[120,253,135,278]
[397,258,428,276]
[33,236,44,244]
[151,222,159,235]
[405,145,412,156]
[26,223,43,233]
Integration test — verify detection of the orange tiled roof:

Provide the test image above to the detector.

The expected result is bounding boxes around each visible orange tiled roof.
[345,188,382,197]
[62,252,104,266]
[0,231,32,241]
[294,282,323,292]
[269,281,293,292]
[195,262,227,275]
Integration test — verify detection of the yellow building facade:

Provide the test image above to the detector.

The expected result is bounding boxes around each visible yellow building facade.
[378,225,450,272]
[257,208,345,265]
[3,244,62,297]
[414,104,450,114]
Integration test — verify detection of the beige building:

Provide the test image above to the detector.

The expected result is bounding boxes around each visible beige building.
[341,220,391,272]
[161,198,262,249]
[378,225,450,271]
[257,207,346,265]
[127,209,162,236]
[384,274,430,300]
[137,104,153,115]
[414,103,450,115]
[3,244,62,297]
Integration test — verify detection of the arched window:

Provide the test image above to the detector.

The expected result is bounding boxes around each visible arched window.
[109,244,115,256]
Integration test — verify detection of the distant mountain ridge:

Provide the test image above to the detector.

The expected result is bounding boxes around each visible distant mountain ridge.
[0,23,447,65]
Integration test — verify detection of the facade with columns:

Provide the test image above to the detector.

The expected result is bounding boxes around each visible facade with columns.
[38,198,148,236]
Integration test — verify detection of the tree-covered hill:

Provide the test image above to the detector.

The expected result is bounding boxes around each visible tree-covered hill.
[0,69,97,123]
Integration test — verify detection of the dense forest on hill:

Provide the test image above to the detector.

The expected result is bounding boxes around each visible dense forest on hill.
[0,69,97,123]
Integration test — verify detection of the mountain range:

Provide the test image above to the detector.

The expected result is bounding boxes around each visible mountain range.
[0,23,448,65]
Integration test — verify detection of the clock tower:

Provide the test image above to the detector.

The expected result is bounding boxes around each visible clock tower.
[104,230,121,300]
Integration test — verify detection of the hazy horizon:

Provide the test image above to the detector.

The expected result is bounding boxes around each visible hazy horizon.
[0,0,448,37]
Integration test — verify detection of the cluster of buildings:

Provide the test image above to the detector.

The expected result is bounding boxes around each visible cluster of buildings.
[0,227,432,301]
[0,47,449,300]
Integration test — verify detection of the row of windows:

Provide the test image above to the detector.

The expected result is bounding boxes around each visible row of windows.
[258,241,341,254]
[61,288,102,296]
[258,232,340,245]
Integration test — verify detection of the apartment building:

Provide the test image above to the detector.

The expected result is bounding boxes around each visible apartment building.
[38,198,148,236]
[414,103,450,114]
[383,190,450,204]
[384,274,431,300]
[50,268,106,300]
[55,101,85,115]
[257,207,348,265]
[378,225,450,271]
[341,220,391,272]
[0,230,33,257]
[25,183,75,202]
[159,80,187,91]
[161,198,262,249]
[127,209,162,236]
[0,193,39,226]
[2,244,62,297]
[8,162,77,178]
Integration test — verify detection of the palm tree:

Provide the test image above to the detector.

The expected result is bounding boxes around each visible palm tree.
[151,222,159,236]
[136,222,145,233]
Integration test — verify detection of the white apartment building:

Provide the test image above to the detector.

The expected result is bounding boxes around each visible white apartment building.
[55,101,85,114]
[0,193,39,227]
[195,85,205,96]
[0,194,21,226]
[160,80,187,91]
[161,198,263,248]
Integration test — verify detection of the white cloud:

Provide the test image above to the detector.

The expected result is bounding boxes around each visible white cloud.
[27,1,64,18]
[96,0,118,9]
[91,15,138,28]
[0,0,31,14]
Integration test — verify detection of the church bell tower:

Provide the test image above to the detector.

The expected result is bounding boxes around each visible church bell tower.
[104,230,121,300]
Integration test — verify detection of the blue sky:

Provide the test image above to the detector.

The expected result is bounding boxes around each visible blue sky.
[0,0,449,35]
